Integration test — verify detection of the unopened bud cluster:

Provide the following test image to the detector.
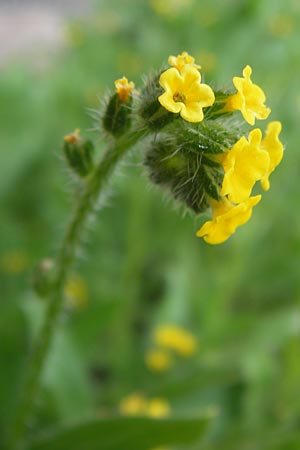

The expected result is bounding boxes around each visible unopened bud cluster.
[64,51,284,245]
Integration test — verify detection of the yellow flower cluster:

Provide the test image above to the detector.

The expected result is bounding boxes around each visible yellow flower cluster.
[119,393,170,418]
[143,53,284,244]
[158,52,215,123]
[145,324,197,372]
[154,325,197,356]
[197,122,283,244]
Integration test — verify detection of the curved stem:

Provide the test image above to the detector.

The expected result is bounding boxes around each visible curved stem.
[8,129,146,450]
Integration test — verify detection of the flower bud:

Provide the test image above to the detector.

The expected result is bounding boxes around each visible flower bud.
[32,258,55,298]
[102,77,134,137]
[63,129,94,177]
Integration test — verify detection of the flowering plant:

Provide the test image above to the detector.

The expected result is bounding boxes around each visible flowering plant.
[9,51,283,450]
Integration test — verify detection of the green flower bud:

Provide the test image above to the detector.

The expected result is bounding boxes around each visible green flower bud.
[102,77,134,137]
[32,258,55,298]
[63,129,94,177]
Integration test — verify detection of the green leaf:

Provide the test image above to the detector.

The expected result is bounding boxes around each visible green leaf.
[30,416,211,450]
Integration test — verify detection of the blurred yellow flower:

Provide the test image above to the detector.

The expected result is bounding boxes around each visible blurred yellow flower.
[221,129,270,203]
[260,121,284,191]
[64,274,88,310]
[158,66,215,123]
[154,325,197,357]
[268,14,294,38]
[119,393,147,416]
[145,349,172,372]
[196,50,217,74]
[115,77,135,102]
[146,398,170,418]
[0,250,28,274]
[197,196,261,245]
[226,65,271,125]
[119,394,170,419]
[168,51,201,72]
[150,0,192,18]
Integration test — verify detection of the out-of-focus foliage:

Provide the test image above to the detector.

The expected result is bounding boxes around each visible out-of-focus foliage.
[1,0,300,448]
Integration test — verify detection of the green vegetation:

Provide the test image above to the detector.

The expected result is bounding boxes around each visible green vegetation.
[1,0,300,449]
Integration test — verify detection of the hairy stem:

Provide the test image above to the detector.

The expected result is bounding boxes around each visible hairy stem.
[9,129,146,450]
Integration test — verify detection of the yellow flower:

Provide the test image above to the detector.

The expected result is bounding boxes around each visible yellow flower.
[227,65,271,125]
[168,51,201,72]
[154,325,197,357]
[119,393,147,416]
[197,195,261,245]
[221,129,270,203]
[64,274,88,310]
[158,66,215,123]
[260,121,284,191]
[0,250,28,274]
[145,349,172,372]
[114,76,135,102]
[146,398,170,418]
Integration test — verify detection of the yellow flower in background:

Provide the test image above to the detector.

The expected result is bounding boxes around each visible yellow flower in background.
[145,349,172,372]
[260,121,284,191]
[64,274,88,310]
[154,325,197,357]
[119,394,170,419]
[197,195,261,245]
[119,393,147,416]
[268,14,294,38]
[158,66,215,123]
[196,50,217,74]
[115,77,135,102]
[168,51,201,72]
[226,65,271,125]
[0,250,28,274]
[146,398,170,418]
[150,0,192,18]
[221,129,269,203]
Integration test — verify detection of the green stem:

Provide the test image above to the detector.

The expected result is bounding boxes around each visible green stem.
[8,129,146,450]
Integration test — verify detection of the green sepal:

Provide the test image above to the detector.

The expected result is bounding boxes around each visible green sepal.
[102,93,132,137]
[203,89,234,120]
[64,139,94,177]
[144,136,223,213]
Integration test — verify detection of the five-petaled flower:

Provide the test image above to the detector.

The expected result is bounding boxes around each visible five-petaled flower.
[220,128,270,203]
[197,195,261,244]
[158,65,215,123]
[260,121,284,191]
[115,76,135,102]
[226,65,271,125]
[168,51,201,72]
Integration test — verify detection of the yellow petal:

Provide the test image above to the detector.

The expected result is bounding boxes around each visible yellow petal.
[180,102,204,122]
[197,196,261,244]
[260,121,284,190]
[158,91,183,113]
[159,67,183,93]
[221,130,269,203]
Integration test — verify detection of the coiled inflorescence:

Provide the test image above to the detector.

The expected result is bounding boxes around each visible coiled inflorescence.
[100,51,284,244]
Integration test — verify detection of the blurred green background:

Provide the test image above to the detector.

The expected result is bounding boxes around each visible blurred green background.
[1,0,300,448]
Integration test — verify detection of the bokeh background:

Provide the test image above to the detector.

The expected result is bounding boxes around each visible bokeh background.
[1,0,300,448]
